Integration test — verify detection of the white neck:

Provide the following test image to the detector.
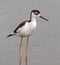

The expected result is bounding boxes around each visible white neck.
[30,16,37,31]
[30,13,37,22]
[31,16,36,22]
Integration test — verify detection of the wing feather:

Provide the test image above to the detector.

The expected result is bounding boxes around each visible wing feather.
[13,20,30,33]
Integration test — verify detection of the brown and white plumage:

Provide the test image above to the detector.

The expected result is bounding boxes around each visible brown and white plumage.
[7,9,48,37]
[7,9,48,65]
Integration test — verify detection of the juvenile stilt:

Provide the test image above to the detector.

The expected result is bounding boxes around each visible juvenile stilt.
[19,37,23,65]
[7,9,49,65]
[25,36,29,65]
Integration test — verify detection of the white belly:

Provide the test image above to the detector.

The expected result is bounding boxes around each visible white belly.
[17,21,37,37]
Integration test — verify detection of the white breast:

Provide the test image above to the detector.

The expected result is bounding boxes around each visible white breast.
[29,20,37,31]
[17,19,37,37]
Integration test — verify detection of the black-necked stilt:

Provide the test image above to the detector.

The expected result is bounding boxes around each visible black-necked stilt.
[7,9,48,65]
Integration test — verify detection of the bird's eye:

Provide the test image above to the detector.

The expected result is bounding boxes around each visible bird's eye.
[34,12,39,15]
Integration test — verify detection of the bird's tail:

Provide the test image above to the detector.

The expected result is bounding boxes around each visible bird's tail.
[7,34,16,37]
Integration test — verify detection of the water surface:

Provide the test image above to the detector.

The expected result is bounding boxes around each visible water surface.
[0,0,60,65]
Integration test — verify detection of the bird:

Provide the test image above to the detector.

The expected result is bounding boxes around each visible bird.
[7,9,48,65]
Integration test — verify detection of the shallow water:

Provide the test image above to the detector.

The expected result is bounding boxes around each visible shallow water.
[0,0,60,65]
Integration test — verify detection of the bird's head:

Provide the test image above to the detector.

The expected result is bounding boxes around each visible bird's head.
[30,9,49,21]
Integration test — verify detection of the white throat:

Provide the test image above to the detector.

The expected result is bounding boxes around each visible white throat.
[29,15,37,32]
[31,16,36,22]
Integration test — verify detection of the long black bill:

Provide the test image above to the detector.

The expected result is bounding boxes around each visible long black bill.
[40,16,49,21]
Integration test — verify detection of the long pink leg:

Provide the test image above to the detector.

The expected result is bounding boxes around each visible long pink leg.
[19,37,23,65]
[25,36,29,65]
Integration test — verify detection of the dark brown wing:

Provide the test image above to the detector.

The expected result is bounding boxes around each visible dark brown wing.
[13,20,31,33]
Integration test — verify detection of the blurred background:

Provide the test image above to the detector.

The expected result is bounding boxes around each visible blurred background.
[0,0,60,65]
